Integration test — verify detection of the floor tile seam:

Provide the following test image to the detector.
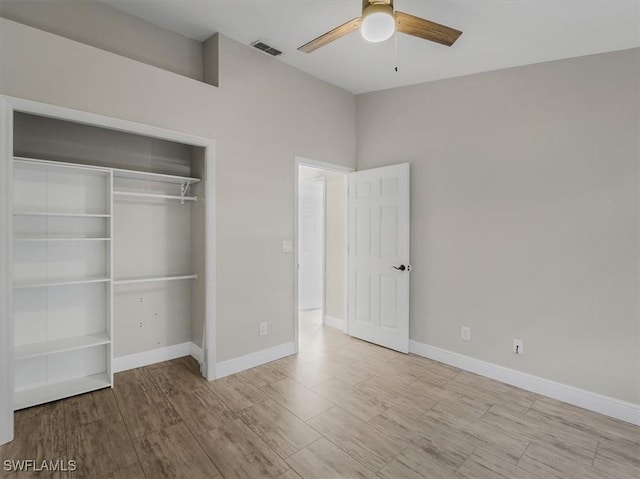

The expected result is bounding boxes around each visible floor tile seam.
[233,402,325,462]
[592,440,600,467]
[525,405,639,448]
[516,440,532,464]
[206,378,270,414]
[64,391,125,431]
[520,411,601,456]
[282,437,324,478]
[376,441,414,473]
[262,391,335,426]
[317,434,384,474]
[160,412,224,477]
[110,386,150,479]
[310,405,418,469]
[61,401,70,479]
[193,423,252,479]
[475,443,544,478]
[454,445,479,474]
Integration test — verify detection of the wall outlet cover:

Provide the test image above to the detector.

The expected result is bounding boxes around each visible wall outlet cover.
[461,326,471,341]
[259,322,268,336]
[513,338,523,355]
[281,240,293,253]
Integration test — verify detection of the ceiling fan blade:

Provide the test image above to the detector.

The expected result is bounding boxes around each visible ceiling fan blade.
[298,17,362,53]
[395,11,462,46]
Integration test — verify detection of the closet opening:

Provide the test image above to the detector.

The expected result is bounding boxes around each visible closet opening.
[2,103,215,420]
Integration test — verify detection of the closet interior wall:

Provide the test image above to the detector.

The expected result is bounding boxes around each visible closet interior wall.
[13,112,206,367]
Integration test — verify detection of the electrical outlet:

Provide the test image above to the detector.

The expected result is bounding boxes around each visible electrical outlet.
[513,338,523,355]
[259,322,268,336]
[281,240,293,253]
[461,326,471,341]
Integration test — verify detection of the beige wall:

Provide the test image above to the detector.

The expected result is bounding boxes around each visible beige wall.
[0,18,356,362]
[325,173,347,320]
[0,0,203,80]
[357,48,640,404]
[298,166,348,322]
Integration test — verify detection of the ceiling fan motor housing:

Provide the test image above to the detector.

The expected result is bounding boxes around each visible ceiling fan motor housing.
[361,3,395,43]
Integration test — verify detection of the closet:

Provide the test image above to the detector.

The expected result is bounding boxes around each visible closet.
[10,112,212,409]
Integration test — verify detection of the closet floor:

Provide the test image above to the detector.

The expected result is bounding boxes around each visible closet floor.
[1,320,639,479]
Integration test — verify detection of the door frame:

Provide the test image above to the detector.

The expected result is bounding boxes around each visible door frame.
[294,157,353,353]
[0,95,217,445]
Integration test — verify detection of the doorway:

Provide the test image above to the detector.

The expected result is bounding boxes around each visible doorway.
[295,159,350,353]
[294,159,411,355]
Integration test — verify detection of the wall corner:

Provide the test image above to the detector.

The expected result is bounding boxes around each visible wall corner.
[203,33,219,87]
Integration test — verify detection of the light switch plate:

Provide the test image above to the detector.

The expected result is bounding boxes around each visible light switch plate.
[282,240,293,253]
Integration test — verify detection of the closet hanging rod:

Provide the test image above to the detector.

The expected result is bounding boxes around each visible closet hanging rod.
[113,191,197,202]
[113,274,198,285]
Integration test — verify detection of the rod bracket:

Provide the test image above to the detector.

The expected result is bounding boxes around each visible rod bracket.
[180,181,192,205]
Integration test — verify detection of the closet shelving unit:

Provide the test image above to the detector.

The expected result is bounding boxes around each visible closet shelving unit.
[12,156,201,409]
[13,158,114,409]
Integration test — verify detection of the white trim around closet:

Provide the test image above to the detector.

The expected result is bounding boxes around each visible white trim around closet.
[0,98,15,445]
[0,95,218,445]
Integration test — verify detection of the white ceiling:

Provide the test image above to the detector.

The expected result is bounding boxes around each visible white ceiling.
[101,0,640,94]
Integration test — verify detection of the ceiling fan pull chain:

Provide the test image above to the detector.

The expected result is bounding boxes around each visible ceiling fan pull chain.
[394,30,399,72]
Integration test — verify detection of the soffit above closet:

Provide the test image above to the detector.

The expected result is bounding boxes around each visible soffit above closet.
[99,0,640,94]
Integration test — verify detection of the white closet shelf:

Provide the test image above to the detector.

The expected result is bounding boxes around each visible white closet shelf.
[15,333,111,361]
[14,276,111,289]
[113,274,197,285]
[111,168,200,185]
[13,212,111,218]
[14,157,110,175]
[113,191,197,202]
[14,156,201,184]
[14,373,111,410]
[14,236,111,242]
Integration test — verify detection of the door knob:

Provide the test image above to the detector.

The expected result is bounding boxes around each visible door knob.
[393,265,406,271]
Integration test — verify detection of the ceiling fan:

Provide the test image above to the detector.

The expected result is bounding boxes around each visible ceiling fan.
[298,0,462,53]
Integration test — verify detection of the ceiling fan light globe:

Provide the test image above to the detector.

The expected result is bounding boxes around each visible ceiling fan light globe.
[360,4,395,43]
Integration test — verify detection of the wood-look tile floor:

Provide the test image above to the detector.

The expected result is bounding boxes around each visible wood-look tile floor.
[2,311,639,478]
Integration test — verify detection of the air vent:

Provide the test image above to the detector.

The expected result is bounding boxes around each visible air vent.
[251,40,283,57]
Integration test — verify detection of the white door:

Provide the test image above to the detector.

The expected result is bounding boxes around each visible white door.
[298,177,325,311]
[348,163,410,353]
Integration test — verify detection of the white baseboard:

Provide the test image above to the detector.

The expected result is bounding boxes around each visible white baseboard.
[113,342,196,373]
[113,341,297,381]
[409,340,640,426]
[216,341,296,379]
[190,343,203,363]
[324,315,345,332]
